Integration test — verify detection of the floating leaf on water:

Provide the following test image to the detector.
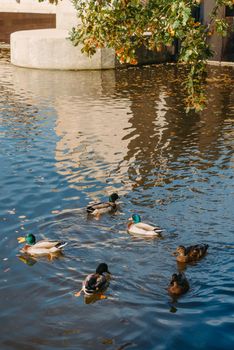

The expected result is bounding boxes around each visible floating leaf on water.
[63,328,81,335]
[51,210,60,214]
[102,338,114,345]
[51,188,59,192]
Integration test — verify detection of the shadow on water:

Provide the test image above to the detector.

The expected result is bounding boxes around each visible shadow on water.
[0,61,233,349]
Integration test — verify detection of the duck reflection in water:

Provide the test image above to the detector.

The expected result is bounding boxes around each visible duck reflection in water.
[17,250,65,266]
[17,254,37,266]
[176,258,200,273]
[84,293,108,304]
[74,263,111,304]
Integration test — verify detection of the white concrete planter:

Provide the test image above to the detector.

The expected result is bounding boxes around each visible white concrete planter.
[9,0,115,70]
[11,29,115,70]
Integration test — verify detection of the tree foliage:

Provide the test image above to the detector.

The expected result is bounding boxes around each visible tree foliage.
[39,0,234,112]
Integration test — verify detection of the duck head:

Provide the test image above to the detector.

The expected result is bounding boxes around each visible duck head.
[109,193,119,203]
[17,233,36,245]
[174,245,186,256]
[170,273,179,285]
[131,214,141,224]
[170,272,186,284]
[96,263,111,275]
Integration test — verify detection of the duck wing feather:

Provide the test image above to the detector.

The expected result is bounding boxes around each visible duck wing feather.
[84,273,108,293]
[87,201,114,213]
[135,222,162,233]
[33,240,63,249]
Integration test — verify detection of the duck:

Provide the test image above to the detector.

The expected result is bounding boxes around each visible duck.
[17,233,67,257]
[86,193,119,217]
[75,263,111,298]
[168,272,190,296]
[173,244,209,263]
[127,214,162,237]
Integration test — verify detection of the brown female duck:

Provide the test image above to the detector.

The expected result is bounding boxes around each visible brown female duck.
[174,244,209,263]
[168,272,190,296]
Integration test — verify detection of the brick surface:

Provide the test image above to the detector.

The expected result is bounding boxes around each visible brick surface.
[0,12,56,43]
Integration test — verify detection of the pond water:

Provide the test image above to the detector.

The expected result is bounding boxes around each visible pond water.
[0,61,233,350]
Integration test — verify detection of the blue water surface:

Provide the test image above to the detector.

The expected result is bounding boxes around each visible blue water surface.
[0,62,233,350]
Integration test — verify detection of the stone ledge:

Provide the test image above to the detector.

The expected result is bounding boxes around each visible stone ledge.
[207,60,234,67]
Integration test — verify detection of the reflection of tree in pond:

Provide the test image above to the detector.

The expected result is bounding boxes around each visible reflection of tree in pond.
[114,65,234,191]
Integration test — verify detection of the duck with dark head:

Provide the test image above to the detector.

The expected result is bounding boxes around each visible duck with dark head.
[87,193,119,218]
[75,263,111,302]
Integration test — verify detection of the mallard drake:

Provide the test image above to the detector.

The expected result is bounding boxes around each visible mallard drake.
[75,263,111,298]
[86,193,119,217]
[17,234,67,257]
[127,214,162,237]
[168,272,189,296]
[174,244,209,263]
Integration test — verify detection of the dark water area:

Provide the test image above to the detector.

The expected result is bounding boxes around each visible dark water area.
[0,61,233,350]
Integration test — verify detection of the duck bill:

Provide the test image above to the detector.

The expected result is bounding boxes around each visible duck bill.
[17,236,26,243]
[172,251,177,256]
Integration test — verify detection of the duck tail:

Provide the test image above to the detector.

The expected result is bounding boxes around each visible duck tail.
[87,205,94,213]
[56,242,68,249]
[154,227,163,236]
